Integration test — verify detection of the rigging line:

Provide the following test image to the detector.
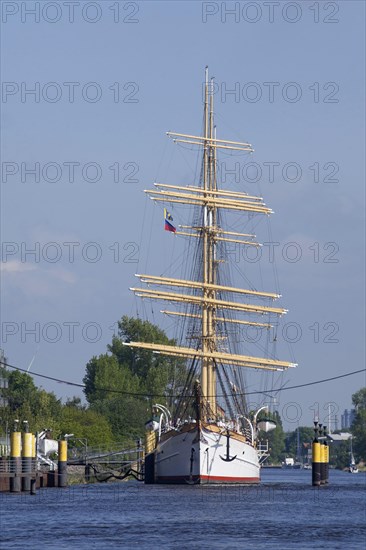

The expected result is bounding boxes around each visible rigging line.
[213,111,253,150]
[154,133,169,182]
[230,252,260,292]
[136,192,148,276]
[175,138,203,178]
[3,361,364,398]
[144,196,155,274]
[267,219,281,295]
[174,357,199,423]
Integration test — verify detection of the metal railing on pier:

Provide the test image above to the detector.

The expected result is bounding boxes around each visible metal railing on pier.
[67,441,145,483]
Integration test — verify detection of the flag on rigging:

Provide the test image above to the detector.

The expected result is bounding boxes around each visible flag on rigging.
[164,208,176,232]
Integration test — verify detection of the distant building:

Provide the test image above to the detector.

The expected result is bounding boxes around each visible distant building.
[327,432,352,445]
[341,409,356,429]
[0,349,9,408]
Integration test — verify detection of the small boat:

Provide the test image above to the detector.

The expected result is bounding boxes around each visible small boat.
[349,437,358,473]
[282,457,303,469]
[349,462,358,474]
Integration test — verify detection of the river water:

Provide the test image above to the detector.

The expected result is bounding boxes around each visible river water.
[0,469,365,549]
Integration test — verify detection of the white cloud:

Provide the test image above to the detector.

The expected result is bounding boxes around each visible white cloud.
[0,261,36,273]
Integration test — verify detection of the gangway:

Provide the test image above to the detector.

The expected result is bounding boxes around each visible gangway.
[67,441,145,482]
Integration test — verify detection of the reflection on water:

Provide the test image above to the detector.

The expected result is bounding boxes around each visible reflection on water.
[1,469,365,549]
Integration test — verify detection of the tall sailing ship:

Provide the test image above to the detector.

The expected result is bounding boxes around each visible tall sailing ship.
[125,68,296,484]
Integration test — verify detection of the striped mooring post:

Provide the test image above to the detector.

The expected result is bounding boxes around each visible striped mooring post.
[312,421,321,487]
[322,426,329,484]
[10,421,21,493]
[312,422,329,486]
[30,433,37,495]
[319,423,326,485]
[58,439,68,487]
[22,421,33,492]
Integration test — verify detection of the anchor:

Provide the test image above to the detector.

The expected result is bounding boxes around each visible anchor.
[220,429,237,462]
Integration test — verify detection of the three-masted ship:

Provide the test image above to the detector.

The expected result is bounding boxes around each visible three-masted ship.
[125,68,296,484]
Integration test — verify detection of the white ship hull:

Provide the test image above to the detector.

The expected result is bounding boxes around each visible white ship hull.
[154,423,260,484]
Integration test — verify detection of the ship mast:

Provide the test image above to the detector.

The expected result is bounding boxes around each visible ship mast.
[208,74,218,415]
[202,67,218,415]
[124,67,297,420]
[201,66,209,412]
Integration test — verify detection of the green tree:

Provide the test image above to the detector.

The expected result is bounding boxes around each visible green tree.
[93,396,148,443]
[6,371,38,412]
[84,354,140,405]
[107,316,187,397]
[329,440,350,469]
[60,406,113,447]
[285,426,315,459]
[351,387,366,461]
[352,387,366,409]
[33,389,63,432]
[83,316,188,441]
[1,370,62,433]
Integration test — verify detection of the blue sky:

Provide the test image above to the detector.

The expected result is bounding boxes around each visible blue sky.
[1,0,365,429]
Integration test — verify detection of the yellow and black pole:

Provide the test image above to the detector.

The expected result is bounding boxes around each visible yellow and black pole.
[32,433,36,461]
[145,428,156,455]
[312,421,321,487]
[319,424,326,485]
[144,418,157,484]
[323,426,329,484]
[10,420,21,493]
[58,439,68,487]
[30,433,37,495]
[22,420,33,492]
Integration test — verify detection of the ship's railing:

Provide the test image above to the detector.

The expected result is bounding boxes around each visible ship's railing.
[258,440,269,452]
[0,444,10,457]
[257,440,270,464]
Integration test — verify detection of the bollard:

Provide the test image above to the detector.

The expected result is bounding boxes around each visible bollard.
[323,426,329,484]
[22,425,33,492]
[32,434,37,460]
[319,424,326,485]
[319,438,326,485]
[10,426,21,493]
[312,421,321,487]
[58,440,67,488]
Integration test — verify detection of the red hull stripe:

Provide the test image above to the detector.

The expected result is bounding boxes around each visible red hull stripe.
[200,475,260,482]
